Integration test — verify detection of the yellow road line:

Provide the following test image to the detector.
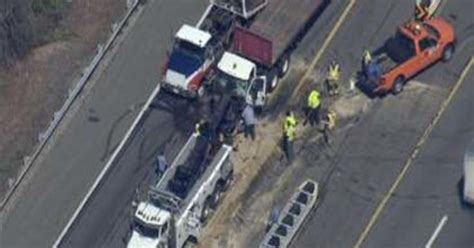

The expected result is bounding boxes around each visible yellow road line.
[354,56,474,248]
[290,0,356,101]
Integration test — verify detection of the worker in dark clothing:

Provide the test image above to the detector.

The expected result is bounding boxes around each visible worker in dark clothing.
[282,111,297,161]
[241,104,257,140]
[195,119,211,138]
[305,89,321,126]
[321,109,336,145]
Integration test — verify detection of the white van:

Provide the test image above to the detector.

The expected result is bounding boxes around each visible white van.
[463,140,474,204]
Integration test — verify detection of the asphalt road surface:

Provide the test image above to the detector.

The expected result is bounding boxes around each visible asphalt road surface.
[286,0,474,247]
[0,0,207,247]
[56,0,345,246]
[364,66,474,248]
[59,92,198,247]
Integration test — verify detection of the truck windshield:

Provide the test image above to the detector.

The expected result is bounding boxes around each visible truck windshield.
[216,69,247,97]
[174,40,205,60]
[385,32,416,64]
[423,23,441,39]
[133,220,160,238]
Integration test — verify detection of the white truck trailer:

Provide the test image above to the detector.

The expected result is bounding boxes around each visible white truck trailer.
[127,133,233,248]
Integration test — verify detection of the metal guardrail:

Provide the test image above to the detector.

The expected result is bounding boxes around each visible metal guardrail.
[260,179,319,248]
[0,0,141,210]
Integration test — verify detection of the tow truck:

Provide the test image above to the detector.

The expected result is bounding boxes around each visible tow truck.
[127,133,233,248]
[360,17,455,95]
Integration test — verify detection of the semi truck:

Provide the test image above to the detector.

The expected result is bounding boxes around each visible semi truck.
[127,133,233,248]
[162,0,330,102]
[160,0,262,98]
[360,17,455,95]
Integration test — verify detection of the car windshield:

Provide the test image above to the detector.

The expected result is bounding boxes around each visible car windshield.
[174,40,205,60]
[423,23,441,39]
[385,31,416,64]
[133,220,160,238]
[215,69,248,97]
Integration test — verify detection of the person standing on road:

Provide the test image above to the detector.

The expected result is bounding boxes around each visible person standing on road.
[241,104,257,140]
[282,111,297,161]
[327,61,341,96]
[305,89,321,126]
[321,109,336,145]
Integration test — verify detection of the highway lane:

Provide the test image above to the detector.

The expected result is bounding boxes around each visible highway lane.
[287,0,474,247]
[57,0,348,245]
[0,0,208,247]
[59,92,198,247]
[196,0,465,246]
[183,0,474,247]
[364,63,474,248]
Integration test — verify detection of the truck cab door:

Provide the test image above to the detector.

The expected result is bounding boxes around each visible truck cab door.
[246,76,267,107]
[419,37,439,67]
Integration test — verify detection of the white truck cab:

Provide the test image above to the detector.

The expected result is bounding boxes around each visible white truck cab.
[217,51,268,107]
[128,202,171,248]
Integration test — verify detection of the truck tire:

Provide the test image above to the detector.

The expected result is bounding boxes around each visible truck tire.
[210,184,224,209]
[278,56,291,78]
[267,71,280,93]
[442,43,455,62]
[200,197,213,223]
[392,76,405,95]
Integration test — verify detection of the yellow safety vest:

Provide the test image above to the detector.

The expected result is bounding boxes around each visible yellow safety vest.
[286,126,296,141]
[308,90,321,109]
[328,63,340,81]
[284,115,297,131]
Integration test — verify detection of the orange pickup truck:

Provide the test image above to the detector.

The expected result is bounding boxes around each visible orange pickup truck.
[361,17,456,95]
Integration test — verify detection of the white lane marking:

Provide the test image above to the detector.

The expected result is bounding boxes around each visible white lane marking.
[425,215,449,248]
[52,83,161,248]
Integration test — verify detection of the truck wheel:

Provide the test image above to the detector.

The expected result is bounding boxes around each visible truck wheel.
[200,197,212,223]
[442,43,455,62]
[210,184,223,209]
[267,71,280,93]
[278,57,291,78]
[392,76,405,95]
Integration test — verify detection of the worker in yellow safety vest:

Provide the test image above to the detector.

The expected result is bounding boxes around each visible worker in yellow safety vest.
[282,111,297,161]
[284,111,297,133]
[327,61,341,96]
[305,89,321,126]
